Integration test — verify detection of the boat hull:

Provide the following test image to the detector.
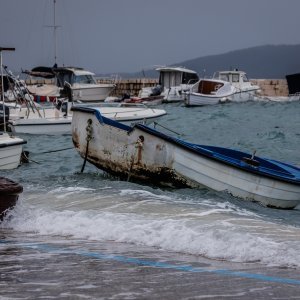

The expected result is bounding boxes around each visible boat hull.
[72,84,115,102]
[71,109,300,209]
[185,93,226,106]
[12,118,72,134]
[185,89,258,106]
[0,134,26,169]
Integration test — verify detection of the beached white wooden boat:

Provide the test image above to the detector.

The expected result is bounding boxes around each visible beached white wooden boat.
[71,107,300,209]
[9,101,167,135]
[185,70,260,106]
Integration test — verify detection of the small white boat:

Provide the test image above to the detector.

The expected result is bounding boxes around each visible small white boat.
[71,108,300,209]
[185,78,236,106]
[9,101,167,134]
[25,66,116,102]
[82,103,167,125]
[0,132,26,169]
[8,101,72,135]
[185,70,260,106]
[0,47,27,169]
[139,66,199,103]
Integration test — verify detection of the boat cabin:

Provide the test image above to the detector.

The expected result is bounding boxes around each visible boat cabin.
[156,67,199,89]
[213,70,249,85]
[24,66,97,87]
[54,67,97,88]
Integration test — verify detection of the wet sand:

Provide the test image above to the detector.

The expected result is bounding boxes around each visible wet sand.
[1,236,300,299]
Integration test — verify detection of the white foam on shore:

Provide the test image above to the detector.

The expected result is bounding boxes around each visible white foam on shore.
[3,193,300,269]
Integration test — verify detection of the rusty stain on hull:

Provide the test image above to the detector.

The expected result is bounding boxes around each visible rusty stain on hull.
[74,143,196,188]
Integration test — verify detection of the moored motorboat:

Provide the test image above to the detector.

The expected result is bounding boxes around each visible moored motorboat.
[139,66,199,103]
[9,101,167,134]
[185,78,236,106]
[71,107,300,209]
[25,66,116,102]
[185,70,260,106]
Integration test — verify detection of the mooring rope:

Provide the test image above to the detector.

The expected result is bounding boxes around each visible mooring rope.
[153,122,181,136]
[81,118,93,173]
[34,147,74,155]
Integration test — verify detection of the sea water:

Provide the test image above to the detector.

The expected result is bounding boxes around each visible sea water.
[1,100,300,298]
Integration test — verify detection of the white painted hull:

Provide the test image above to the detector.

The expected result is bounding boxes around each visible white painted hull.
[72,84,115,102]
[185,89,258,106]
[231,89,259,102]
[10,104,166,134]
[89,106,167,125]
[12,118,72,134]
[0,133,26,169]
[27,83,115,102]
[185,93,226,106]
[163,85,193,102]
[72,110,300,209]
[10,106,72,135]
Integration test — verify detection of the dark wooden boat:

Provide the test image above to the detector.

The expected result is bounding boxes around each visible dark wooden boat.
[0,177,23,220]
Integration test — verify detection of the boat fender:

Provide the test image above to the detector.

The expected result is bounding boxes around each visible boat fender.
[135,135,144,148]
[220,97,228,103]
[135,135,144,164]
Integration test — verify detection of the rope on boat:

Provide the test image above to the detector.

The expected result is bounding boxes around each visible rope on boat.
[20,150,40,164]
[127,136,144,182]
[153,122,181,136]
[81,118,93,173]
[35,147,74,155]
[20,147,74,165]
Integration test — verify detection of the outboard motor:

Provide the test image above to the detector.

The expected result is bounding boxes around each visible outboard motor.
[150,85,162,96]
[60,82,73,102]
[121,92,131,101]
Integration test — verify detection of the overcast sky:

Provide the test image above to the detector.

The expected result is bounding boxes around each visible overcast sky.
[1,0,300,74]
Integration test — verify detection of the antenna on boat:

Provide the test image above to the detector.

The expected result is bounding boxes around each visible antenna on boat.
[45,0,61,66]
[0,47,15,133]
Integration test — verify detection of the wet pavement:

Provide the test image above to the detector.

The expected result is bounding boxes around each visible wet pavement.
[1,237,300,299]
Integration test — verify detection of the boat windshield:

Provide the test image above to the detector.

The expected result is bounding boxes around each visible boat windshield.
[73,75,96,84]
[182,72,199,84]
[219,74,229,82]
[232,74,240,82]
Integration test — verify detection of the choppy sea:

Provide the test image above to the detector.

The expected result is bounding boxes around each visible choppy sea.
[1,100,300,299]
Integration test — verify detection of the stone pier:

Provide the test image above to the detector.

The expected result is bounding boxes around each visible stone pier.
[24,78,290,98]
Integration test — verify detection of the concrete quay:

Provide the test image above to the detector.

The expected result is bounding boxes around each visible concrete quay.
[24,78,290,98]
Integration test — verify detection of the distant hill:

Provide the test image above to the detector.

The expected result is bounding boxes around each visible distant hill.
[114,45,300,79]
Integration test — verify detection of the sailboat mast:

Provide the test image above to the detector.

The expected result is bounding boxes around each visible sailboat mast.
[53,0,57,65]
[53,0,57,66]
[45,0,60,66]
